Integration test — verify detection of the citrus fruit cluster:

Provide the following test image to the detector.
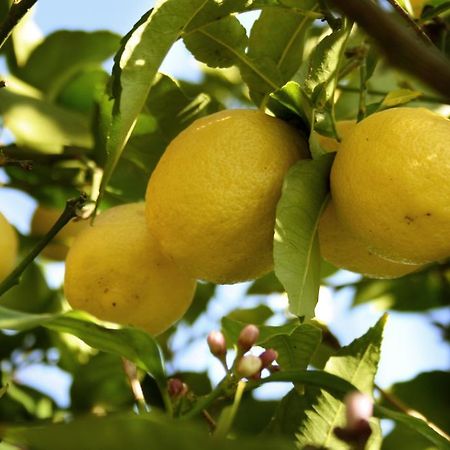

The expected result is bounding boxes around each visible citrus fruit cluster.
[57,106,449,334]
[63,109,308,334]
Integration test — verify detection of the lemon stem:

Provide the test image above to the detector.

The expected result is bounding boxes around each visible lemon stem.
[0,194,87,297]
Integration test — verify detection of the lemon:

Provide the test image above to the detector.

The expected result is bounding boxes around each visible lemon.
[31,205,90,261]
[0,212,18,281]
[315,120,356,153]
[319,202,422,278]
[64,203,196,335]
[145,109,309,284]
[331,107,450,264]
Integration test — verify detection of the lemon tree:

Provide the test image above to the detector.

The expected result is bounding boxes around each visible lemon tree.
[0,1,449,450]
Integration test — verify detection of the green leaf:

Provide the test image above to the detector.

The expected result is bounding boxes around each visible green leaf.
[0,306,165,384]
[382,424,439,450]
[247,272,285,295]
[183,16,248,68]
[70,353,134,412]
[274,154,334,319]
[265,323,322,372]
[227,305,273,325]
[0,263,60,314]
[300,22,352,109]
[0,85,92,153]
[221,316,301,347]
[352,268,449,311]
[17,30,120,97]
[242,5,318,103]
[1,411,297,450]
[381,88,423,107]
[382,371,450,433]
[376,406,450,450]
[296,314,387,449]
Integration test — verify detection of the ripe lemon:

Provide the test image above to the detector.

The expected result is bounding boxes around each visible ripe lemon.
[0,212,18,281]
[145,109,309,284]
[331,107,450,264]
[319,202,422,278]
[315,120,356,153]
[31,205,90,261]
[64,203,196,336]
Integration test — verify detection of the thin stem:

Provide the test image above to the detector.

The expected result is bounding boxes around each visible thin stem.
[159,383,174,417]
[336,84,449,104]
[181,376,229,421]
[375,384,450,441]
[0,0,38,51]
[327,0,450,100]
[202,409,217,431]
[0,194,87,297]
[384,0,433,46]
[122,358,149,414]
[213,380,246,439]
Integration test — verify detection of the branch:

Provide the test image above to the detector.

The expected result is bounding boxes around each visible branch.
[121,358,149,414]
[0,194,87,297]
[0,0,38,51]
[327,0,450,100]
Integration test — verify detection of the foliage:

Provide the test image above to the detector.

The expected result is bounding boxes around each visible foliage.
[0,0,449,449]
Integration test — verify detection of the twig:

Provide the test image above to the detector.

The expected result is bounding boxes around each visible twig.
[0,193,87,297]
[0,0,38,51]
[327,0,450,100]
[385,0,433,46]
[202,409,217,431]
[375,384,450,441]
[121,358,149,414]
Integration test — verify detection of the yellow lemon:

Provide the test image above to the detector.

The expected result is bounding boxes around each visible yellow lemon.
[31,205,90,261]
[319,202,423,278]
[64,203,196,335]
[331,107,450,264]
[315,120,356,153]
[145,109,309,284]
[0,212,18,281]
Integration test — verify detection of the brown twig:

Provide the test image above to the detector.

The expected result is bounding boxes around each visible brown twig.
[327,0,450,100]
[202,409,217,431]
[0,0,38,51]
[375,384,450,441]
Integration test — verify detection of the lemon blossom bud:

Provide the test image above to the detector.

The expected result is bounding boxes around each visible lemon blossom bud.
[207,330,227,358]
[237,355,263,378]
[259,349,278,368]
[237,324,260,352]
[345,391,373,429]
[167,378,188,398]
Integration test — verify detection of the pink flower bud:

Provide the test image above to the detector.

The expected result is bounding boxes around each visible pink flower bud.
[345,391,373,430]
[237,355,263,378]
[207,331,227,357]
[237,324,259,352]
[167,378,188,398]
[259,349,278,368]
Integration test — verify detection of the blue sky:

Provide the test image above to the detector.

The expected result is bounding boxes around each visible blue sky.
[0,0,449,407]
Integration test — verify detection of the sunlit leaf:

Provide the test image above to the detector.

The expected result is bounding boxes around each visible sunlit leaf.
[0,306,165,384]
[274,154,334,319]
[295,314,387,449]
